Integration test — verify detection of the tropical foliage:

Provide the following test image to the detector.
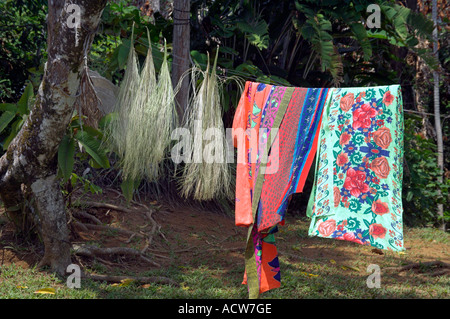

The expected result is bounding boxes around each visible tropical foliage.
[0,0,448,227]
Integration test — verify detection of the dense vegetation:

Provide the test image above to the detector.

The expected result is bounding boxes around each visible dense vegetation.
[0,0,448,228]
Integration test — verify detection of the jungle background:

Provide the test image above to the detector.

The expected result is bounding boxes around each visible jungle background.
[0,0,448,299]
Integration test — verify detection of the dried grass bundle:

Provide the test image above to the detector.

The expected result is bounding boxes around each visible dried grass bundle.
[179,49,233,201]
[104,24,140,160]
[121,32,178,182]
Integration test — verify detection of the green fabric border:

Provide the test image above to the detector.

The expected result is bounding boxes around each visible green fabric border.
[244,87,294,299]
[306,89,334,219]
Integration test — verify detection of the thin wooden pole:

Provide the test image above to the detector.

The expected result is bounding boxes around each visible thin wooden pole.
[172,0,191,120]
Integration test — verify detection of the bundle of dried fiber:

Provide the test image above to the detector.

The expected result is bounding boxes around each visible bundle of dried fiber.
[103,23,140,160]
[121,36,178,182]
[179,48,233,201]
[122,28,157,181]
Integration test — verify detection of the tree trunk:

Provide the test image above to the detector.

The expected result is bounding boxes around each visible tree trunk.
[432,0,445,231]
[0,0,107,275]
[172,0,191,120]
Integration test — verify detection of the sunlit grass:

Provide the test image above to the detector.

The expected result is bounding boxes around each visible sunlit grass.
[0,221,448,299]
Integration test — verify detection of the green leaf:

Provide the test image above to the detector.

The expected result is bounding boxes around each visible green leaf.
[406,191,413,202]
[2,117,24,150]
[236,19,269,50]
[58,135,76,183]
[0,103,17,113]
[0,111,16,134]
[75,130,110,169]
[82,125,104,140]
[117,39,131,70]
[17,82,34,115]
[349,22,372,60]
[70,173,79,188]
[367,30,388,39]
[98,112,117,132]
[191,50,208,70]
[89,182,102,195]
[120,177,135,202]
[302,14,342,82]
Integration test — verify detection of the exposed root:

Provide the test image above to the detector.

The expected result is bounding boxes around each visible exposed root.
[72,210,103,225]
[384,260,450,276]
[72,200,137,214]
[72,244,160,267]
[78,222,145,239]
[73,221,89,232]
[36,255,50,269]
[140,209,158,254]
[429,269,450,277]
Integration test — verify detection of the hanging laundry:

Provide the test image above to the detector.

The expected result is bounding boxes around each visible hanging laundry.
[307,85,405,252]
[232,82,329,298]
[232,82,405,299]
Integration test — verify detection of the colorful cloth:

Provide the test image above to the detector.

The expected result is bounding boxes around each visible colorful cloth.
[307,85,405,252]
[233,82,292,297]
[232,83,405,299]
[233,82,328,298]
[233,81,274,227]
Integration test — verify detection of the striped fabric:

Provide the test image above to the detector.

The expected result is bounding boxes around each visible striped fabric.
[232,82,404,299]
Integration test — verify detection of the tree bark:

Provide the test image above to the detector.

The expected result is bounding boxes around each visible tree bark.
[432,0,445,231]
[0,0,107,275]
[172,0,191,120]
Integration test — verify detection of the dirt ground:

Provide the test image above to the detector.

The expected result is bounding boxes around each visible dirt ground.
[0,189,449,291]
[0,190,248,274]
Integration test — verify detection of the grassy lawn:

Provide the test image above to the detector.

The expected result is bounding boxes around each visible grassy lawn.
[1,216,448,299]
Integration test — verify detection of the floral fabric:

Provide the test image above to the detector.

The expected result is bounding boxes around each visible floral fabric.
[232,81,274,227]
[233,82,328,298]
[233,83,405,299]
[307,85,405,251]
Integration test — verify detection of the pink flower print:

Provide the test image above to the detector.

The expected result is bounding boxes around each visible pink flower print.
[353,103,377,129]
[383,90,395,106]
[340,93,354,112]
[318,219,336,237]
[343,167,370,198]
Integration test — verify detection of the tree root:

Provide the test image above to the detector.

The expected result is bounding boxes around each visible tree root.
[72,210,102,225]
[72,200,136,214]
[71,200,164,243]
[72,244,161,267]
[70,200,169,270]
[384,260,450,276]
[140,209,158,254]
[77,222,145,239]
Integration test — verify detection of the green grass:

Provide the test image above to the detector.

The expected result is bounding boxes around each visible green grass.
[0,263,247,299]
[406,226,450,245]
[0,224,448,299]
